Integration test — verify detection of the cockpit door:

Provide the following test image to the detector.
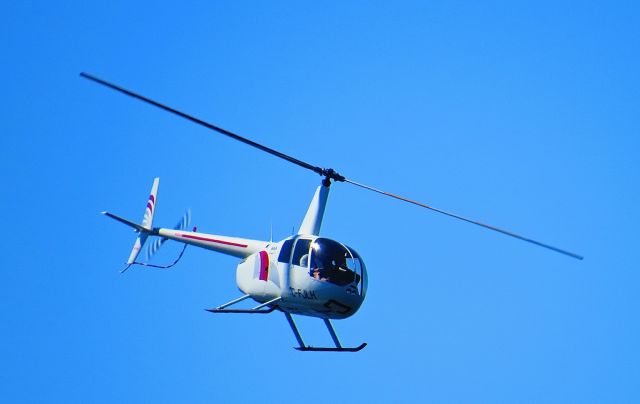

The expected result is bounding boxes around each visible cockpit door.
[291,238,312,268]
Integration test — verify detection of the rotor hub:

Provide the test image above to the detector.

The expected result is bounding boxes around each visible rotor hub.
[319,168,345,185]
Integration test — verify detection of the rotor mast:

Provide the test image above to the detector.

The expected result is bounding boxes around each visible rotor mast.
[297,174,337,236]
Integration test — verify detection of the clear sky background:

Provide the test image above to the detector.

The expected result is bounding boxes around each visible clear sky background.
[1,1,638,403]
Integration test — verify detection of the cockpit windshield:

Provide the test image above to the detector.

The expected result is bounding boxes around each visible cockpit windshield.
[308,238,364,287]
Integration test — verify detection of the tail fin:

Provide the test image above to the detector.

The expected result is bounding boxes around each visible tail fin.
[141,177,160,231]
[127,233,148,267]
[102,178,160,270]
[127,177,159,265]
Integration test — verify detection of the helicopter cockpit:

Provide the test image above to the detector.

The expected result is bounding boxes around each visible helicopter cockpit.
[282,237,367,295]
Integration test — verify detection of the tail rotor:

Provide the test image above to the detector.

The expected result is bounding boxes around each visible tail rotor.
[145,209,191,261]
[102,178,192,272]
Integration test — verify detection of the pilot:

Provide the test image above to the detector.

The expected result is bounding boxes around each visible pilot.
[307,254,330,281]
[311,267,330,281]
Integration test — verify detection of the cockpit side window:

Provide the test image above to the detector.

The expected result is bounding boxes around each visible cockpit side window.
[278,239,295,263]
[291,238,312,267]
[346,245,366,295]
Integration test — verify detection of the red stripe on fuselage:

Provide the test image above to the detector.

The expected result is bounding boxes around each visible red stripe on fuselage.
[259,250,269,281]
[180,233,248,248]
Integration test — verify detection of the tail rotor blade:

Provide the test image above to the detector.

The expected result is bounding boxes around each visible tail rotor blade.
[175,209,191,231]
[145,210,192,261]
[146,237,167,261]
[345,178,583,260]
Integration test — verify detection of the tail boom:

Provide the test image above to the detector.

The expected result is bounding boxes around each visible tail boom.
[155,228,268,258]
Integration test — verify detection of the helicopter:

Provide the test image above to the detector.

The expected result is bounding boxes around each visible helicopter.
[81,72,583,352]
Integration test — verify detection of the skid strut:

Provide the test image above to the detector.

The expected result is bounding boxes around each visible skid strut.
[284,312,367,352]
[206,295,280,314]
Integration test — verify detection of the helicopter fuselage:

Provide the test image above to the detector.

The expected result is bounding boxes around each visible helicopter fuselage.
[236,235,367,319]
[151,227,368,319]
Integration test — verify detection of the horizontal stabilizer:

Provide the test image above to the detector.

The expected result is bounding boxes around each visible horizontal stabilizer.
[102,211,147,233]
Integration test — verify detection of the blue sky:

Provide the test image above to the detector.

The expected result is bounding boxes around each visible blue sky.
[1,1,638,403]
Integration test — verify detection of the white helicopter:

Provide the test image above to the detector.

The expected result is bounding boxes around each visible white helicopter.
[81,72,583,352]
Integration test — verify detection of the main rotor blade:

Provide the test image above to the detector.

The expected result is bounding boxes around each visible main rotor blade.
[345,178,583,260]
[81,72,582,260]
[80,72,325,176]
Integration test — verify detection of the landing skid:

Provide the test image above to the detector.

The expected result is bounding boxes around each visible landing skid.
[205,306,277,314]
[295,343,367,352]
[285,313,367,353]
